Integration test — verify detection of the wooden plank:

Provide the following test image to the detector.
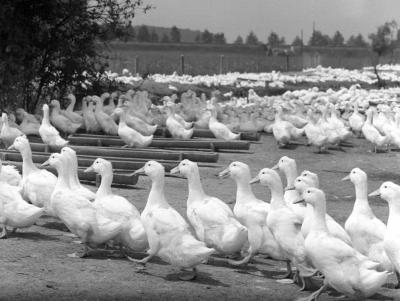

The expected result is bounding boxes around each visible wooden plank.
[4,160,139,187]
[67,136,249,151]
[27,142,219,163]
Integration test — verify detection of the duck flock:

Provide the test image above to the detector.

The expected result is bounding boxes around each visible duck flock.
[1,65,400,300]
[0,135,399,300]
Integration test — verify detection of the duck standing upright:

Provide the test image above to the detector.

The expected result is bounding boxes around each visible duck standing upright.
[301,188,389,301]
[85,158,148,255]
[0,113,24,148]
[39,104,69,148]
[133,160,214,280]
[219,161,285,266]
[171,159,248,256]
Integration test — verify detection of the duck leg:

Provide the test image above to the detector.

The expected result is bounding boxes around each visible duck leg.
[297,282,328,301]
[179,267,197,281]
[274,261,293,279]
[79,245,91,258]
[395,271,400,289]
[0,226,8,239]
[228,253,253,266]
[298,275,314,291]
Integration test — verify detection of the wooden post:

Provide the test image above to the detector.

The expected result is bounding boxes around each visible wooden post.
[219,55,224,74]
[180,54,185,74]
[134,56,138,74]
[286,54,289,71]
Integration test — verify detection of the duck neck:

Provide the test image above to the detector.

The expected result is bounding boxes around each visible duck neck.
[95,100,104,112]
[352,179,373,216]
[147,174,169,208]
[284,165,298,188]
[310,202,329,232]
[20,145,38,176]
[235,176,257,203]
[55,163,70,191]
[43,108,51,126]
[119,111,127,126]
[187,171,206,205]
[268,178,286,209]
[67,98,75,111]
[97,168,113,197]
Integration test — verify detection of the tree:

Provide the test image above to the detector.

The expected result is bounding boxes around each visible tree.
[245,31,259,45]
[201,29,214,43]
[150,29,159,42]
[346,34,368,47]
[267,32,280,48]
[234,35,243,44]
[137,25,151,42]
[0,0,151,112]
[170,26,181,43]
[331,30,344,46]
[161,33,170,43]
[369,21,398,86]
[308,30,331,46]
[292,36,303,47]
[213,33,226,44]
[194,33,201,43]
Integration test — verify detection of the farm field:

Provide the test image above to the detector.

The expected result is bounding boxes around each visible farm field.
[2,133,400,301]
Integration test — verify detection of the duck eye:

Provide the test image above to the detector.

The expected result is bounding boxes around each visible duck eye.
[384,186,387,189]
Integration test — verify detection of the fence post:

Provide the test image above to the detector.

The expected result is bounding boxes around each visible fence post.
[219,55,224,74]
[286,54,289,71]
[180,54,185,74]
[134,56,138,74]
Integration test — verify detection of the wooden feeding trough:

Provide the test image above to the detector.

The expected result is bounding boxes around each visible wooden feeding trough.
[67,135,250,152]
[154,127,261,141]
[27,142,219,163]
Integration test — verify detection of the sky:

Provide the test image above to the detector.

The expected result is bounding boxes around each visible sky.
[132,0,400,43]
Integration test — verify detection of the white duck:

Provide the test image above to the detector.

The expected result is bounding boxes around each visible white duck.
[8,136,57,214]
[272,107,304,147]
[250,168,315,289]
[133,160,214,280]
[209,109,240,141]
[362,108,390,152]
[170,159,247,255]
[301,188,389,301]
[60,147,95,201]
[369,181,400,289]
[49,99,82,135]
[39,104,69,148]
[15,108,40,136]
[295,172,352,246]
[63,94,84,124]
[82,97,101,133]
[85,158,148,255]
[219,161,285,266]
[42,153,122,257]
[348,102,365,137]
[165,107,194,139]
[0,163,44,238]
[343,168,396,276]
[304,109,328,153]
[112,108,153,148]
[93,96,118,135]
[272,156,306,221]
[0,159,21,186]
[0,113,24,148]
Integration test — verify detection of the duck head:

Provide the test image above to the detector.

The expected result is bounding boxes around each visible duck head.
[134,160,164,179]
[342,167,367,184]
[60,146,77,160]
[49,99,61,109]
[369,181,400,204]
[301,187,326,207]
[170,159,196,178]
[8,135,29,151]
[41,153,64,169]
[15,108,26,122]
[299,170,319,188]
[294,175,317,195]
[272,156,296,173]
[219,161,251,182]
[250,168,280,187]
[85,158,112,174]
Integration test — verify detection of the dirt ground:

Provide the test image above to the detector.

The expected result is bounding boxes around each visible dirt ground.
[2,134,400,301]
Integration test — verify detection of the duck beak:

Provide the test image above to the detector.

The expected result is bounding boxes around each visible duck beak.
[84,165,94,173]
[133,167,145,176]
[293,198,305,204]
[341,174,350,181]
[368,189,381,197]
[7,144,15,151]
[170,166,180,175]
[271,164,278,170]
[249,175,260,185]
[218,168,230,179]
[40,160,50,168]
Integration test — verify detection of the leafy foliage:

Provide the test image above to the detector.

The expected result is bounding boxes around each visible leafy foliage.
[245,31,259,45]
[308,30,331,47]
[0,0,151,112]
